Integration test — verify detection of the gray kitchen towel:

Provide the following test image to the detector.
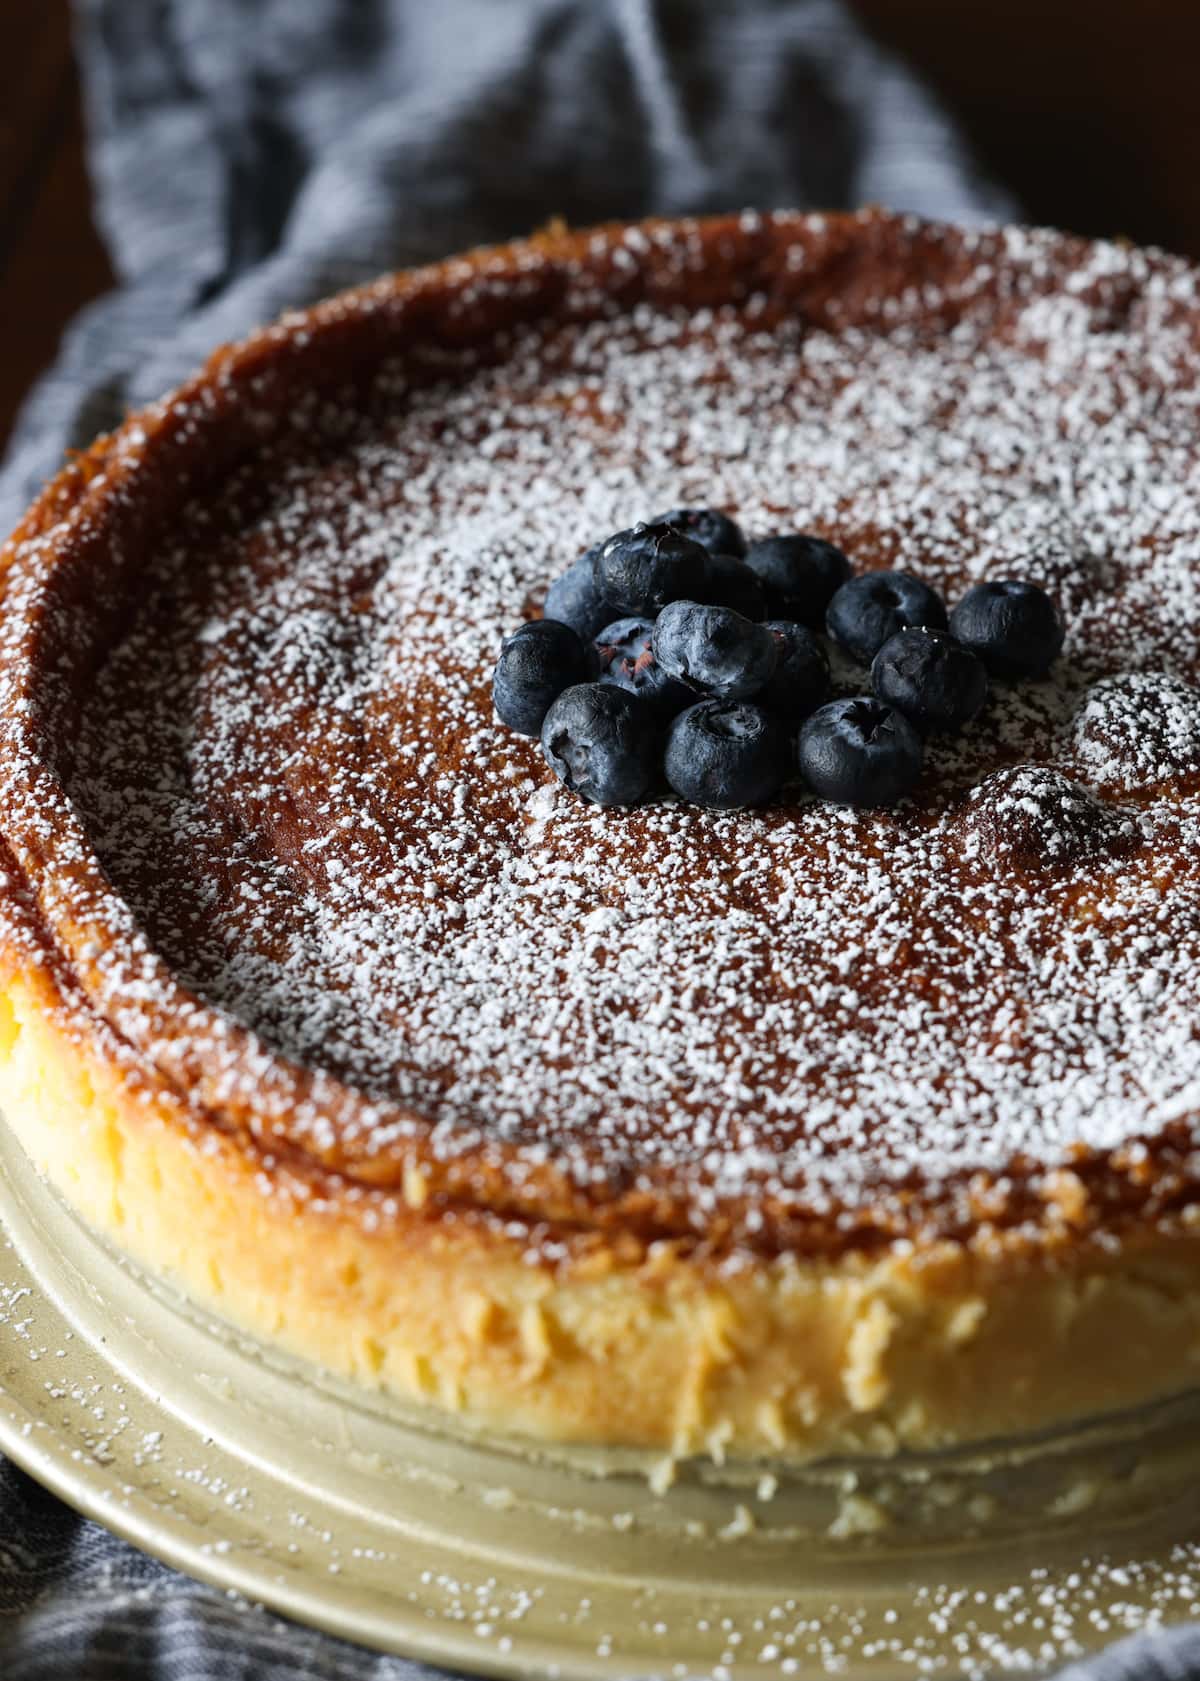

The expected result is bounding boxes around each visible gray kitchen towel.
[0,0,1014,533]
[0,2,1190,1678]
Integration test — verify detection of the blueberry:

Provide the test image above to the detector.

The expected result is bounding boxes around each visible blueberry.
[593,522,710,616]
[744,535,852,626]
[826,570,947,664]
[540,683,659,806]
[652,601,777,701]
[695,552,767,621]
[543,546,616,640]
[797,697,923,808]
[949,579,1064,678]
[665,700,792,810]
[871,627,988,734]
[493,620,595,736]
[594,618,693,719]
[758,622,829,719]
[651,507,747,558]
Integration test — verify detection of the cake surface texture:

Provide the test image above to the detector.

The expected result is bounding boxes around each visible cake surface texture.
[2,209,1200,1465]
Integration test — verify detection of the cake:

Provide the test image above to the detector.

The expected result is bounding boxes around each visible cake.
[2,209,1200,1476]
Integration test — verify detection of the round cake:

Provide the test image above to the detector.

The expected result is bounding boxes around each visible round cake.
[2,210,1200,1471]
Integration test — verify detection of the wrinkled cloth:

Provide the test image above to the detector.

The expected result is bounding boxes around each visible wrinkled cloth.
[0,0,1011,531]
[1,1,1191,1677]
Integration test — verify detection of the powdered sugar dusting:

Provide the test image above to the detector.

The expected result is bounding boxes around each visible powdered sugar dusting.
[4,214,1200,1245]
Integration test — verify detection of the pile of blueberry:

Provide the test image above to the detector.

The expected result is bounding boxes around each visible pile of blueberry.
[492,510,1063,810]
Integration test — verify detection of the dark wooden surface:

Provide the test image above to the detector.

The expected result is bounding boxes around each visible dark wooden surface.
[851,0,1200,258]
[0,3,112,450]
[3,0,1200,455]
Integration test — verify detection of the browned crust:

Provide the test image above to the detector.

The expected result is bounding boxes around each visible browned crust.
[2,208,1199,1263]
[7,946,1200,1462]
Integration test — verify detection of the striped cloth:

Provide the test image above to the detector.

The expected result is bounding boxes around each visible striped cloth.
[0,2,1194,1677]
[1,0,1012,533]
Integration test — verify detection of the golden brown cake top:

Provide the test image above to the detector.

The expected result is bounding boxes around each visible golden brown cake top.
[2,210,1200,1258]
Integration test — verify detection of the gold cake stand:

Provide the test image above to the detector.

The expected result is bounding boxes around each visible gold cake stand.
[1,1115,1198,1679]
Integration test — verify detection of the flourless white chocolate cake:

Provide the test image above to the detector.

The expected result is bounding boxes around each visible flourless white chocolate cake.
[1,210,1199,1467]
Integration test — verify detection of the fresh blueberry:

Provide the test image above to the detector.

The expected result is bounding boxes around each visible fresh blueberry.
[949,579,1064,678]
[540,683,659,806]
[652,601,777,701]
[758,622,829,719]
[665,700,792,810]
[651,507,747,558]
[593,522,710,616]
[826,570,947,664]
[695,552,768,621]
[593,618,693,719]
[492,620,595,736]
[871,627,988,734]
[744,535,852,626]
[797,697,924,808]
[543,546,616,640]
